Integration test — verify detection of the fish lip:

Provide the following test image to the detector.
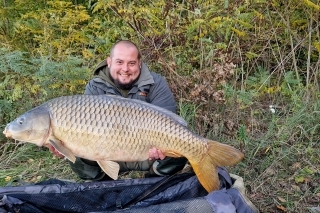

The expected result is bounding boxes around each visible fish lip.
[2,126,12,138]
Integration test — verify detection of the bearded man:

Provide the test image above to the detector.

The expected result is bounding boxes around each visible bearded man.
[67,40,187,180]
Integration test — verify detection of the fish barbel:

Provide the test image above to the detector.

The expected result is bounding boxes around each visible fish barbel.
[3,95,244,192]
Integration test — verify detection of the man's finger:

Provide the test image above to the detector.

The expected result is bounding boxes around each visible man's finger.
[148,148,157,160]
[149,148,166,160]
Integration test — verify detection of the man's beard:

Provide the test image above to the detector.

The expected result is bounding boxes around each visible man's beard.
[109,73,138,90]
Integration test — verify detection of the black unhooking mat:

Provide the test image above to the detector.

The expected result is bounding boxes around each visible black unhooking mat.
[0,169,258,213]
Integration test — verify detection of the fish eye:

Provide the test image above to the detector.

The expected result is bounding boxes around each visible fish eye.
[18,117,25,125]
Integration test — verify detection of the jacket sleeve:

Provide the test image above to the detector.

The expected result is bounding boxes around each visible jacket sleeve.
[148,73,177,113]
[84,79,107,95]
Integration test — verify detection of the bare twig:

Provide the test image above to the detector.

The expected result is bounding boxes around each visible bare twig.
[306,15,312,89]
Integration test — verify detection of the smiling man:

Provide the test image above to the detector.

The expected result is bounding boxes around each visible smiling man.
[107,41,141,90]
[67,40,187,181]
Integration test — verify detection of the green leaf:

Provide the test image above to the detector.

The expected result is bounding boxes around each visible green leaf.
[245,52,259,59]
[295,176,305,183]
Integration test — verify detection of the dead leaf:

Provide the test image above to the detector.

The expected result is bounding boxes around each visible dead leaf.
[291,184,301,192]
[265,168,276,176]
[277,196,287,203]
[264,146,271,154]
[28,158,34,163]
[291,162,301,169]
[276,204,287,212]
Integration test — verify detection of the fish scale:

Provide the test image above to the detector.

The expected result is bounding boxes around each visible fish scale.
[3,94,244,192]
[46,95,203,160]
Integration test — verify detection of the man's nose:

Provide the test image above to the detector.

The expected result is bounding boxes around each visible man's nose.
[122,63,129,71]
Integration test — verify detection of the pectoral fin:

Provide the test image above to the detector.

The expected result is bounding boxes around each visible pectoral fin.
[49,139,76,163]
[97,160,120,180]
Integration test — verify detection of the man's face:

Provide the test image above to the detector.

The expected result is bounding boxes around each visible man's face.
[107,43,141,89]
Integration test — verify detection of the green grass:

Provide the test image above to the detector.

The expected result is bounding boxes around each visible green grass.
[233,99,320,212]
[0,142,79,186]
[177,92,320,212]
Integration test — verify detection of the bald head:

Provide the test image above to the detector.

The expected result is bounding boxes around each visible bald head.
[110,40,141,60]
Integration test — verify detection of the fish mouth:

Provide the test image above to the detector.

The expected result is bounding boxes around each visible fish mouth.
[2,126,12,138]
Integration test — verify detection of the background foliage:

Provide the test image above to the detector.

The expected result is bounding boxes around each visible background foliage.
[0,0,319,212]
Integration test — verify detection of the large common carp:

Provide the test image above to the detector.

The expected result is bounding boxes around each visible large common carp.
[3,95,244,192]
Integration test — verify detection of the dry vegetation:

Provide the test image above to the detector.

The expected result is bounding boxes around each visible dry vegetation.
[1,0,320,212]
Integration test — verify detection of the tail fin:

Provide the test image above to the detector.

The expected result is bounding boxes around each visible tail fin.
[189,140,244,192]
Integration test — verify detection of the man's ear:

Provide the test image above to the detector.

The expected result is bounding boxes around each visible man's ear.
[107,57,111,67]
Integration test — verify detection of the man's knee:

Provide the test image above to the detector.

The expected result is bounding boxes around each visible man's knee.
[69,157,105,181]
[150,157,188,176]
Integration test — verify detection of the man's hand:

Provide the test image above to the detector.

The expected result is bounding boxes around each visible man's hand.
[149,148,165,160]
[46,144,64,158]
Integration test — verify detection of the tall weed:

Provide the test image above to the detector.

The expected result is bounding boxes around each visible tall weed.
[0,48,91,141]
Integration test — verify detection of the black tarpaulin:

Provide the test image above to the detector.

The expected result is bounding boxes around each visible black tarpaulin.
[0,169,259,213]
